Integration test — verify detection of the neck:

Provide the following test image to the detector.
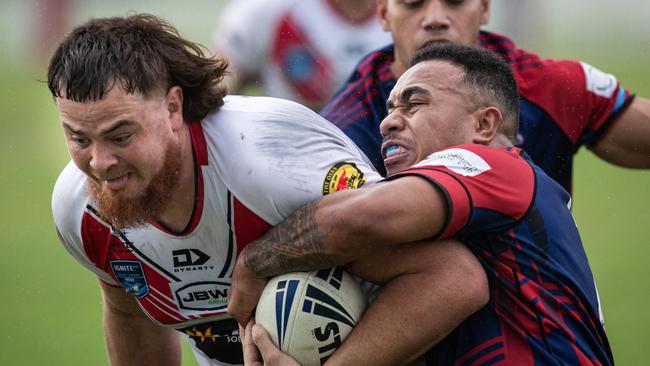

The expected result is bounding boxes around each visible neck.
[390,59,408,79]
[327,0,376,23]
[158,124,196,233]
[488,134,514,148]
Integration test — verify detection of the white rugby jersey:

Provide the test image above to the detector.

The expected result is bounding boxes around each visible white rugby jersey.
[212,0,391,109]
[52,96,380,365]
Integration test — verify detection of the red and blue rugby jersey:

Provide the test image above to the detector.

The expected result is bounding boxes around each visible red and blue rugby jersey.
[387,144,613,366]
[322,31,634,191]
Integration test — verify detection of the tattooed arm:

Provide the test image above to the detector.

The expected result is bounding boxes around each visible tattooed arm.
[244,176,447,276]
[228,176,448,325]
[228,175,488,365]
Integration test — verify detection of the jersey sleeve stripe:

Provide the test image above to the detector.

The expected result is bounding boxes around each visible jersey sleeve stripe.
[387,168,472,239]
[585,93,635,147]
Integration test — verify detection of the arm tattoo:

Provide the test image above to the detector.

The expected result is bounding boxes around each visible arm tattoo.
[244,202,338,277]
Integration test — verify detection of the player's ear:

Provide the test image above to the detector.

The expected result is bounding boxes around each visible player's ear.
[472,106,501,144]
[165,86,184,131]
[480,0,490,26]
[377,0,391,31]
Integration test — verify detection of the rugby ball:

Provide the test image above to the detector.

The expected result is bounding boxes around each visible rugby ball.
[255,267,367,366]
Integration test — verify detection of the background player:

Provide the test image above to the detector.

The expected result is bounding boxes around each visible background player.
[322,0,650,189]
[212,0,391,110]
[49,14,484,365]
[230,42,614,366]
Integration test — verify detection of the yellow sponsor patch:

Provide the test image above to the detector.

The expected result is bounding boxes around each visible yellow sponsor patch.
[322,162,366,195]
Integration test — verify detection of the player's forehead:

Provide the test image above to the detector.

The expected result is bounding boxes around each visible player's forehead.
[389,61,463,102]
[56,86,156,129]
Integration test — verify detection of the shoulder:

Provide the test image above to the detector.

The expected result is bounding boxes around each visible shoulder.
[515,57,587,94]
[221,94,314,114]
[201,96,381,224]
[409,144,535,219]
[52,161,97,267]
[204,96,373,159]
[485,32,612,100]
[414,144,529,174]
[512,53,626,141]
[51,162,120,284]
[207,95,336,133]
[479,31,585,90]
[391,145,536,238]
[52,161,89,233]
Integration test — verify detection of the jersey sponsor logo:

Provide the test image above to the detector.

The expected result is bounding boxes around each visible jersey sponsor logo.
[179,318,243,364]
[173,281,231,311]
[109,260,150,298]
[581,61,617,98]
[172,249,214,272]
[322,162,366,195]
[415,148,491,177]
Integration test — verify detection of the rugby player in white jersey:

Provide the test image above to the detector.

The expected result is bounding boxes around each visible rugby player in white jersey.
[49,14,486,366]
[212,0,391,110]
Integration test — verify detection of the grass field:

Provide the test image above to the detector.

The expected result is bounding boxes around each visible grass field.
[1,22,649,366]
[0,62,200,365]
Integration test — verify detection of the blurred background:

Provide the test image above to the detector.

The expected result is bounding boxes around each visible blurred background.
[0,0,648,364]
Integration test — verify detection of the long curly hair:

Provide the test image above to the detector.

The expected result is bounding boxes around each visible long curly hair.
[47,13,228,121]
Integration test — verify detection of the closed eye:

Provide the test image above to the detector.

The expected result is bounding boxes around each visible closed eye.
[407,101,424,109]
[403,0,424,9]
[69,135,90,148]
[444,0,466,7]
[404,98,427,112]
[112,133,133,145]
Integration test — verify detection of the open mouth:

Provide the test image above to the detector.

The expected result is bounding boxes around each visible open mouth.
[382,141,411,166]
[103,174,129,191]
[384,144,407,159]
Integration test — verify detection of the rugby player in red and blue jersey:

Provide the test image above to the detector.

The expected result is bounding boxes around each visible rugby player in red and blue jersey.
[230,43,613,365]
[322,0,650,191]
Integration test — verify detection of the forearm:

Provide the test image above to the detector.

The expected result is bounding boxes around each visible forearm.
[325,240,489,365]
[101,282,181,366]
[242,201,342,277]
[243,178,447,277]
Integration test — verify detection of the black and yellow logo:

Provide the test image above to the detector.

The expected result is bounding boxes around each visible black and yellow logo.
[322,162,366,195]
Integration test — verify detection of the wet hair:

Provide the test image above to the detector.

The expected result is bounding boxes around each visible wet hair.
[410,43,520,141]
[47,13,228,121]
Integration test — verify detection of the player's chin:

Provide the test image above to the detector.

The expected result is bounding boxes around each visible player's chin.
[385,168,400,177]
[383,158,411,176]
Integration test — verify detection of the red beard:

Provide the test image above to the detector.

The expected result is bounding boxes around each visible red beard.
[88,142,183,230]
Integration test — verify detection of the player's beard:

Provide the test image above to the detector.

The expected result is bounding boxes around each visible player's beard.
[88,141,183,230]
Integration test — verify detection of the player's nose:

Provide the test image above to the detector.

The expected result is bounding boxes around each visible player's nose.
[380,111,406,137]
[421,0,452,29]
[89,143,119,175]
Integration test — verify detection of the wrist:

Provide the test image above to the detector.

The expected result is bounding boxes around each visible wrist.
[236,250,258,277]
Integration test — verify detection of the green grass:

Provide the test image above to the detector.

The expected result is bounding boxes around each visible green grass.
[1,47,648,365]
[572,152,650,366]
[565,47,650,366]
[0,67,199,365]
